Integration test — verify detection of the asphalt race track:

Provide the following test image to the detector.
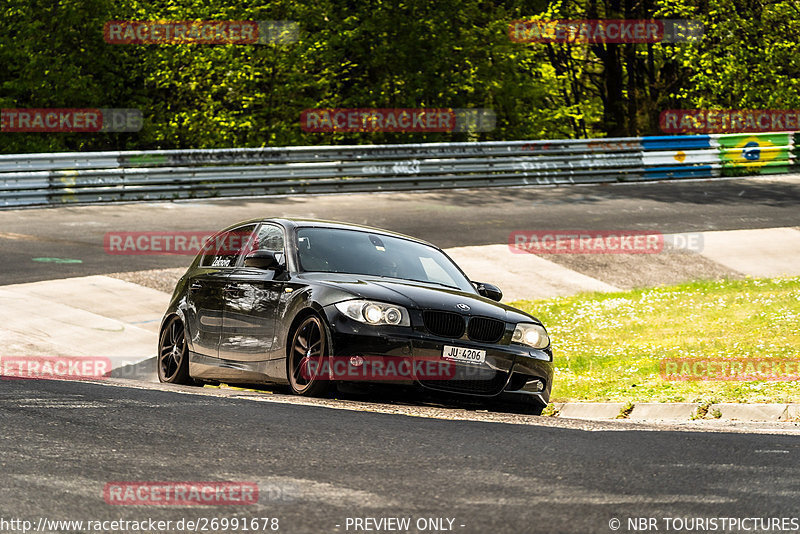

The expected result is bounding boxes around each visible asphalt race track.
[2,176,800,534]
[2,379,800,534]
[1,175,800,284]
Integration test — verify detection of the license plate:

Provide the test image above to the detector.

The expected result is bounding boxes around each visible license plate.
[442,345,486,364]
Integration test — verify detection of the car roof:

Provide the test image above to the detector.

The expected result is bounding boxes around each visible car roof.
[222,218,437,248]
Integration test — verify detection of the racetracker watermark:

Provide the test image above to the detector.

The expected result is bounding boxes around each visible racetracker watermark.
[300,356,458,381]
[0,356,112,380]
[103,20,298,45]
[103,482,258,506]
[1,109,142,133]
[509,19,703,43]
[104,231,256,255]
[508,230,703,254]
[300,108,496,133]
[660,109,800,134]
[661,358,800,381]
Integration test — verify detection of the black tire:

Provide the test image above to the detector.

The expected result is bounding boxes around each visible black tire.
[287,314,330,397]
[158,316,193,385]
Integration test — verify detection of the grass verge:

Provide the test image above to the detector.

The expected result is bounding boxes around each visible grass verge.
[512,277,800,404]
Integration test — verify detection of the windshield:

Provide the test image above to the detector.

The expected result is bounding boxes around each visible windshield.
[295,227,474,293]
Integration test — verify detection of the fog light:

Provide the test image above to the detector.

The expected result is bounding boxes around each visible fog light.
[527,379,543,392]
[349,356,364,367]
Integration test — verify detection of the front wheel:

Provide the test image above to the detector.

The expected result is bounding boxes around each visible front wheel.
[158,316,193,385]
[287,315,330,397]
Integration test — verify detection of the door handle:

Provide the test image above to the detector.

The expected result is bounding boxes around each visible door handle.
[189,281,202,290]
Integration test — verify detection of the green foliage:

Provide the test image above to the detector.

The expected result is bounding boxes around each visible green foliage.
[1,0,796,153]
[660,0,800,109]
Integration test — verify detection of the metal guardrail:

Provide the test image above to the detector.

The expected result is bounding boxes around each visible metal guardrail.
[1,133,797,208]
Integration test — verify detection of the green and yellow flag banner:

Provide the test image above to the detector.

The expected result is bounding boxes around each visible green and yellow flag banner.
[717,133,792,176]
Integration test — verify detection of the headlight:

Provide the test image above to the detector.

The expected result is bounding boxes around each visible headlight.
[335,300,410,326]
[512,323,550,349]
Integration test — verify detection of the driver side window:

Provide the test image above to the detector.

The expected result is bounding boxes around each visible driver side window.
[199,224,258,268]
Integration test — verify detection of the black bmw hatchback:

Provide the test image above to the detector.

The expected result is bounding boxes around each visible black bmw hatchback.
[158,218,553,413]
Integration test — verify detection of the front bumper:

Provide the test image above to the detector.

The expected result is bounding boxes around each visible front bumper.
[323,305,553,405]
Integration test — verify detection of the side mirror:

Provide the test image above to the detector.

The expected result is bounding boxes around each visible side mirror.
[244,250,283,271]
[473,281,503,302]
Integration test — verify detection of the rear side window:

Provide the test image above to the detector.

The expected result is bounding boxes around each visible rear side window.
[199,224,258,268]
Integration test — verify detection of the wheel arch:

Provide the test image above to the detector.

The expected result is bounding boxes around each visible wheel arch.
[159,305,190,346]
[284,304,333,360]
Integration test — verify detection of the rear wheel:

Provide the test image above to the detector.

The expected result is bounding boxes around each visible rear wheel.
[287,315,330,396]
[158,316,193,385]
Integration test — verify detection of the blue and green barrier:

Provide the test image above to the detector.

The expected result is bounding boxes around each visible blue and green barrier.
[641,132,797,180]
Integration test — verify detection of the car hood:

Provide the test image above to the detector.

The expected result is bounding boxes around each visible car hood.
[298,272,540,324]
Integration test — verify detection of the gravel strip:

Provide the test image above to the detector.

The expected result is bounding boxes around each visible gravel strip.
[542,247,742,290]
[107,267,186,294]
